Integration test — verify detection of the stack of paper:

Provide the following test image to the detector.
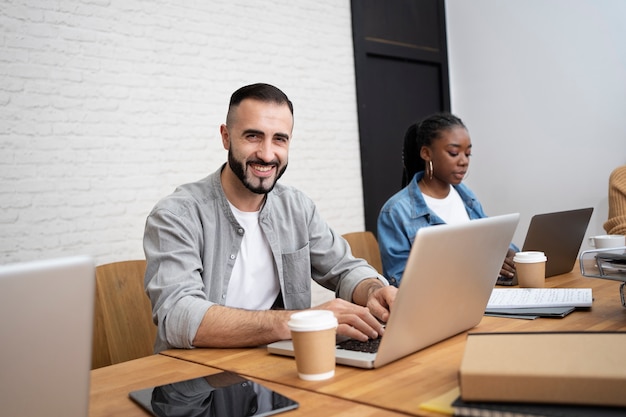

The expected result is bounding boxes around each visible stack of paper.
[485,288,592,319]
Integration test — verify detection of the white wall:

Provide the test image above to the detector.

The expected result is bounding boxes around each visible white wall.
[0,0,364,265]
[446,0,626,250]
[3,0,625,266]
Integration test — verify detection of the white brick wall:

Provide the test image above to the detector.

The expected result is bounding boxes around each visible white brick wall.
[0,0,365,265]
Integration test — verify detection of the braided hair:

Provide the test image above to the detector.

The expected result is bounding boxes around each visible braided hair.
[401,113,466,187]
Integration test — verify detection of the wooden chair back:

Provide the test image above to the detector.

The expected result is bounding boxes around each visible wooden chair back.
[91,260,156,369]
[342,231,383,275]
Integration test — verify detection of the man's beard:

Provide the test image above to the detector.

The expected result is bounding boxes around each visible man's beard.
[228,150,287,195]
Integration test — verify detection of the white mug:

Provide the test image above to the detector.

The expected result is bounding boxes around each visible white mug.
[588,234,626,249]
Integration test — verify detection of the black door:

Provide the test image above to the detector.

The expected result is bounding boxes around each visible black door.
[351,0,450,234]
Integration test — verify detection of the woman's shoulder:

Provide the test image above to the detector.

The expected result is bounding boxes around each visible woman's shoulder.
[380,185,414,213]
[609,165,626,182]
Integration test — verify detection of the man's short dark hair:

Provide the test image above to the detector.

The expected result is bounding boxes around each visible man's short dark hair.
[227,83,293,125]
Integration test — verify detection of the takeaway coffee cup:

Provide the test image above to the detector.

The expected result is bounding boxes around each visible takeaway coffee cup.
[514,251,547,288]
[588,234,626,249]
[287,310,338,381]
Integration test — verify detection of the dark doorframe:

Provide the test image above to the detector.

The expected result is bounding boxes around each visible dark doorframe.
[351,0,450,235]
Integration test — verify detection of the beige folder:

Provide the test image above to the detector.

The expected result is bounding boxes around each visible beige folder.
[459,331,626,407]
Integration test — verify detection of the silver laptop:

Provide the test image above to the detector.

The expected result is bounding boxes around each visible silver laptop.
[268,213,520,369]
[0,256,95,417]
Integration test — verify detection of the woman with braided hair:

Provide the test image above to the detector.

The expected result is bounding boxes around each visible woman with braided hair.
[377,113,518,286]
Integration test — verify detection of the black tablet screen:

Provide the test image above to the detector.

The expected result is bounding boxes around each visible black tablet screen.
[129,371,298,417]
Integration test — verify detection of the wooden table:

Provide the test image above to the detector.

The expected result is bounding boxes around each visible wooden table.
[89,354,411,416]
[160,268,626,416]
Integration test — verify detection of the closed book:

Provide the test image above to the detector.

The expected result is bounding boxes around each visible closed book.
[452,396,626,417]
[459,332,626,407]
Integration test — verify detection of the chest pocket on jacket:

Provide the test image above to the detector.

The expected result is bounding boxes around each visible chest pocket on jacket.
[281,243,312,308]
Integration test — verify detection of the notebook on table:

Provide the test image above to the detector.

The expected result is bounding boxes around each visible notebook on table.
[497,207,593,285]
[0,256,95,417]
[267,213,520,369]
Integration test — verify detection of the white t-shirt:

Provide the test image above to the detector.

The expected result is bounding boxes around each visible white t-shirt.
[225,203,280,309]
[423,186,470,225]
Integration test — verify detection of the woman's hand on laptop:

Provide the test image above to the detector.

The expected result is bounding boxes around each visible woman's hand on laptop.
[500,248,517,278]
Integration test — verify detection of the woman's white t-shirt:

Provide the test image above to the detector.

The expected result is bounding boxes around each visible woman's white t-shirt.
[423,186,470,225]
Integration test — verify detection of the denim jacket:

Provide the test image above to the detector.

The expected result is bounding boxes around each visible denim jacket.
[144,165,387,352]
[377,171,500,286]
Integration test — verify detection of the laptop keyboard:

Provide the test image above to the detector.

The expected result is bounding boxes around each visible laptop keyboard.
[336,337,382,353]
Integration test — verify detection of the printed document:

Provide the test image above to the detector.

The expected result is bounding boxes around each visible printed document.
[487,288,593,309]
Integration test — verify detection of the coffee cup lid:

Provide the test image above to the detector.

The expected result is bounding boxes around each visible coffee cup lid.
[514,251,547,263]
[287,310,338,332]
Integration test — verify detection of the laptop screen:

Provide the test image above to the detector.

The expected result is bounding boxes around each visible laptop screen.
[0,256,95,417]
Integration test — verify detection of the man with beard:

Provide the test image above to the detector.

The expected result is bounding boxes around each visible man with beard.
[143,83,396,352]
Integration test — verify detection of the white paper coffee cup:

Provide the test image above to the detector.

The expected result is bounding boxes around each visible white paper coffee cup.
[287,310,338,381]
[514,251,547,288]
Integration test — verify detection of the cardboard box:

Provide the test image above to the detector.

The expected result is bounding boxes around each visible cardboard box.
[459,332,626,407]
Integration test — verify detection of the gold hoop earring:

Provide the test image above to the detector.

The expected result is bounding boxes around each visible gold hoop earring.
[428,160,433,180]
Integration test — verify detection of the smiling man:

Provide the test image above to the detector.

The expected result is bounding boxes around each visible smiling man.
[143,83,396,352]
